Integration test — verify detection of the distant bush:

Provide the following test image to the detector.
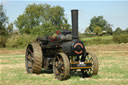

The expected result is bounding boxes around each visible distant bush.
[6,34,37,48]
[0,36,8,47]
[113,34,128,44]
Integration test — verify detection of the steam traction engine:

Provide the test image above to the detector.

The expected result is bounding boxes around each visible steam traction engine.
[25,10,99,80]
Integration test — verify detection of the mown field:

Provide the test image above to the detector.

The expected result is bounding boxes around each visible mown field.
[0,44,128,85]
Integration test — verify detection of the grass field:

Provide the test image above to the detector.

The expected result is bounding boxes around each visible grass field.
[80,35,115,45]
[0,44,128,85]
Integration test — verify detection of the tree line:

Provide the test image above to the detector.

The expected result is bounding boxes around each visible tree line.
[15,3,70,36]
[0,3,128,47]
[0,5,13,47]
[85,16,128,36]
[0,3,70,47]
[1,3,128,36]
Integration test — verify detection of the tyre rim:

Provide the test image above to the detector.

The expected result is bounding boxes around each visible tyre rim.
[25,46,34,73]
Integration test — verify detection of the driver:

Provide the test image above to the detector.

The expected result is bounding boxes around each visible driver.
[52,30,60,39]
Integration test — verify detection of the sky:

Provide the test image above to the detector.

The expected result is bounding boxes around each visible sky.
[1,0,128,33]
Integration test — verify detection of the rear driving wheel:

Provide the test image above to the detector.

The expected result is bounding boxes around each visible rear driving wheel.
[53,53,70,80]
[81,52,99,77]
[25,43,42,74]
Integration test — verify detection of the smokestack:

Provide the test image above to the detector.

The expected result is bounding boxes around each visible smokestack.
[71,9,78,39]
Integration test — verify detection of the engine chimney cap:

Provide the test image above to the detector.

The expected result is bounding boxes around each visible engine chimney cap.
[71,9,78,11]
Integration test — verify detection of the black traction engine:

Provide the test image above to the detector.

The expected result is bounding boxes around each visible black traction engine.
[25,10,99,80]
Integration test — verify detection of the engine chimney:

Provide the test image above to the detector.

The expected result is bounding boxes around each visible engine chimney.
[71,9,78,39]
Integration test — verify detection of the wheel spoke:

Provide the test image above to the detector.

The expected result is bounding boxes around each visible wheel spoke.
[28,68,32,72]
[86,56,90,61]
[27,55,33,63]
[61,65,64,69]
[56,55,60,61]
[27,62,32,68]
[28,48,33,57]
[82,53,94,76]
[55,62,58,67]
[60,58,64,65]
[54,53,70,80]
[55,69,59,75]
[89,58,93,61]
[60,73,64,77]
[82,52,99,76]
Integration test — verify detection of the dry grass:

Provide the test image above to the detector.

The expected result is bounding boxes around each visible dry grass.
[0,44,128,85]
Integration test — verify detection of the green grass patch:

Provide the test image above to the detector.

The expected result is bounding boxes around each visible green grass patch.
[80,35,115,45]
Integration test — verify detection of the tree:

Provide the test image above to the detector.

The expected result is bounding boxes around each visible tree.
[89,16,106,32]
[48,6,67,26]
[106,27,113,35]
[125,27,128,33]
[114,27,122,34]
[104,23,113,35]
[31,22,56,36]
[0,5,14,47]
[7,23,13,35]
[88,16,112,35]
[85,27,91,33]
[0,5,8,35]
[94,26,102,35]
[15,3,69,35]
[15,4,46,34]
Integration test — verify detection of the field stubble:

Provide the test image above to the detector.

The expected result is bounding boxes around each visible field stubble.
[0,44,128,85]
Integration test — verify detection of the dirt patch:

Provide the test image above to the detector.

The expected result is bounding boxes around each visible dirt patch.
[0,48,25,55]
[86,44,128,51]
[85,44,128,57]
[0,59,9,63]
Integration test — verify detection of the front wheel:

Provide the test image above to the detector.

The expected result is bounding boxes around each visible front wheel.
[53,53,70,80]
